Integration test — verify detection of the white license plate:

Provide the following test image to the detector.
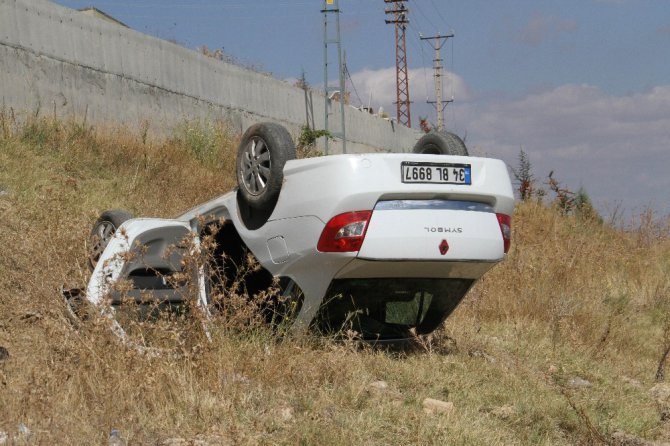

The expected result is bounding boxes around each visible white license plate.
[401,162,472,185]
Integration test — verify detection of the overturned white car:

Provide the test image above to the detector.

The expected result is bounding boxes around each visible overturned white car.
[80,123,514,342]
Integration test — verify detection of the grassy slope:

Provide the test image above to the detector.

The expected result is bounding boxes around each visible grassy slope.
[0,118,669,445]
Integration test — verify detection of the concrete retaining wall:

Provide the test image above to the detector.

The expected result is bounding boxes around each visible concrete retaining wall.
[0,0,421,153]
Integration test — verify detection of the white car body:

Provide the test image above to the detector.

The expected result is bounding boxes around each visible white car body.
[86,153,514,340]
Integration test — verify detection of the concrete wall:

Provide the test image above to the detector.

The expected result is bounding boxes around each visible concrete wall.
[0,0,422,153]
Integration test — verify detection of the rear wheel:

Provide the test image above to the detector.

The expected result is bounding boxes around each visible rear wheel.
[88,209,133,270]
[413,131,468,156]
[236,123,296,214]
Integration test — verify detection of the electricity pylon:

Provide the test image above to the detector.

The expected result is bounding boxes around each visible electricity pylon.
[384,0,411,128]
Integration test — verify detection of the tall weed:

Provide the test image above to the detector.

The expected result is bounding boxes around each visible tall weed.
[0,118,669,444]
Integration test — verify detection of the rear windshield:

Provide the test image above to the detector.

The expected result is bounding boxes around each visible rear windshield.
[313,278,474,340]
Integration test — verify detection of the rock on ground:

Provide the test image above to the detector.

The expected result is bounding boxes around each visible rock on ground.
[423,398,454,415]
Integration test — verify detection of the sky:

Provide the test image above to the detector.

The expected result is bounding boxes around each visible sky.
[52,0,670,219]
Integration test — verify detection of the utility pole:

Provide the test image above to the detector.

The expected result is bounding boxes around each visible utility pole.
[420,32,453,131]
[384,0,411,128]
[322,0,346,154]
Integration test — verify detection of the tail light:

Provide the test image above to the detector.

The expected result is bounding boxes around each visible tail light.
[496,213,512,254]
[317,211,372,252]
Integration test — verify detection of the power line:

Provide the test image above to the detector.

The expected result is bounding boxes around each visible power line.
[405,22,430,101]
[416,32,431,102]
[344,60,364,107]
[411,0,439,33]
[427,0,453,30]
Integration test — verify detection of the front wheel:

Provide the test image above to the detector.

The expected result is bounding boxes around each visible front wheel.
[88,209,133,270]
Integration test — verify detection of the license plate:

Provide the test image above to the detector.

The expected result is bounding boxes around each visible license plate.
[401,162,472,185]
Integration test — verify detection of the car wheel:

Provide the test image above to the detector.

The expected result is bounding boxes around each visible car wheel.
[236,122,296,214]
[88,209,133,270]
[413,131,468,156]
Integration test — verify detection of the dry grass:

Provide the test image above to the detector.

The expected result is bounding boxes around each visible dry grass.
[1,115,669,444]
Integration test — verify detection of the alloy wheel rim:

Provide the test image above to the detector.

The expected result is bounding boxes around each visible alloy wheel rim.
[241,137,271,196]
[90,221,116,267]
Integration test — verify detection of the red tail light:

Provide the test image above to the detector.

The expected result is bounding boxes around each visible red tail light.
[496,213,512,254]
[317,211,372,252]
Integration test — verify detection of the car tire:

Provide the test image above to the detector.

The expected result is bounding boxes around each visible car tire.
[88,209,133,270]
[412,131,469,156]
[236,123,296,214]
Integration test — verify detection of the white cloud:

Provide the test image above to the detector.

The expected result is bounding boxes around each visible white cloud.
[348,66,469,114]
[343,67,670,216]
[456,84,670,215]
